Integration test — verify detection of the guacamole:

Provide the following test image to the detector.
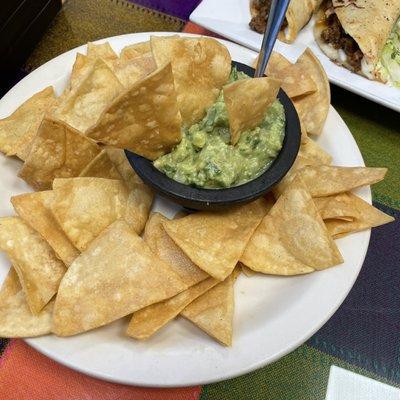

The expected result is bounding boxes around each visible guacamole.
[154,69,285,189]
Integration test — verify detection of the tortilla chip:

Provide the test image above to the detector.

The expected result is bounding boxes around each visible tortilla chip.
[0,87,56,160]
[299,136,332,165]
[87,41,118,61]
[223,77,281,145]
[314,194,358,221]
[127,277,218,340]
[11,191,79,267]
[120,41,151,61]
[52,220,186,336]
[292,49,330,136]
[0,267,53,337]
[298,166,387,197]
[163,198,271,281]
[150,36,231,125]
[0,217,66,314]
[320,193,394,237]
[69,53,89,89]
[240,263,256,277]
[79,149,122,180]
[241,177,343,275]
[18,117,102,190]
[181,270,238,346]
[87,63,182,160]
[51,177,143,251]
[54,59,123,133]
[143,213,208,286]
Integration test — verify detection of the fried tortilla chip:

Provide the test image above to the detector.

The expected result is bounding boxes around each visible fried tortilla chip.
[0,267,53,337]
[163,198,271,281]
[11,191,79,267]
[318,193,394,237]
[51,177,144,251]
[127,277,218,340]
[240,263,256,277]
[181,270,238,346]
[298,166,387,197]
[87,41,118,61]
[0,217,66,314]
[18,118,101,190]
[52,220,186,336]
[0,87,56,160]
[223,77,281,145]
[241,177,343,275]
[54,59,123,133]
[299,136,332,165]
[120,41,151,61]
[292,49,330,136]
[87,63,182,160]
[69,53,89,89]
[150,36,231,125]
[143,213,208,286]
[79,149,122,179]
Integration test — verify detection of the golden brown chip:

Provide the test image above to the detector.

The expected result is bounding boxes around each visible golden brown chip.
[69,53,89,89]
[79,149,122,180]
[223,77,281,145]
[87,41,118,61]
[87,63,182,160]
[240,262,256,277]
[299,136,332,165]
[292,48,330,136]
[0,87,56,160]
[127,277,218,340]
[0,267,53,337]
[181,270,238,346]
[11,191,79,267]
[314,194,357,221]
[143,213,208,286]
[320,193,394,237]
[51,177,144,251]
[241,177,343,275]
[120,41,151,61]
[150,36,231,125]
[52,220,186,336]
[163,198,272,281]
[298,166,387,197]
[54,59,123,133]
[18,118,101,190]
[0,217,66,314]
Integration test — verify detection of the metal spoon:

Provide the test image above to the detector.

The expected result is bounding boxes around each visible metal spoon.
[254,0,291,77]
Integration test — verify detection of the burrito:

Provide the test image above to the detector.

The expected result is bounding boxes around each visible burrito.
[250,0,323,43]
[314,0,400,83]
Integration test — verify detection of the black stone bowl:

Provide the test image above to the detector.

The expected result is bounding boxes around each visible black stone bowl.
[125,61,301,210]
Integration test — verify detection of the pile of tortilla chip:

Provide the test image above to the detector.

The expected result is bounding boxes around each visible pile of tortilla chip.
[0,36,394,346]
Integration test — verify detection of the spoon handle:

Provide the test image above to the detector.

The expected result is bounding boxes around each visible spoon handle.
[254,0,291,78]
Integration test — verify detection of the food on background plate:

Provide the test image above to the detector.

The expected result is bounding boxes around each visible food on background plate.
[0,36,394,346]
[249,0,323,43]
[314,0,400,84]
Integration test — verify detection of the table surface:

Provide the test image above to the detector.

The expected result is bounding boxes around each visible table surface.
[0,1,399,399]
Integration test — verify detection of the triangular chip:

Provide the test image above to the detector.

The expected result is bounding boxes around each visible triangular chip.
[292,49,330,136]
[298,166,387,197]
[0,87,56,160]
[299,136,332,165]
[11,191,79,267]
[52,220,186,336]
[53,58,123,133]
[51,177,144,251]
[69,53,89,89]
[163,198,271,281]
[87,63,182,160]
[87,41,118,61]
[223,77,281,144]
[150,36,231,125]
[79,149,122,179]
[241,177,343,274]
[181,270,238,346]
[18,117,102,190]
[143,213,208,286]
[314,194,358,221]
[120,41,151,61]
[0,217,66,314]
[240,262,256,277]
[0,267,53,337]
[319,193,394,238]
[127,277,218,340]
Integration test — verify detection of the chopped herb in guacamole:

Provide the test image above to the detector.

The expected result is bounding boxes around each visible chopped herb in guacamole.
[154,68,285,189]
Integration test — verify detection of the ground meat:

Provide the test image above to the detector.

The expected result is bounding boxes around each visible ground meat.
[249,0,288,34]
[320,2,363,71]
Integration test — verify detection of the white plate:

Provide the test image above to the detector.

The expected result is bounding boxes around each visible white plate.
[190,0,400,112]
[0,32,370,387]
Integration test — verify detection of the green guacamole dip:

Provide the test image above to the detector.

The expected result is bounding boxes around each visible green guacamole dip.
[154,69,285,189]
